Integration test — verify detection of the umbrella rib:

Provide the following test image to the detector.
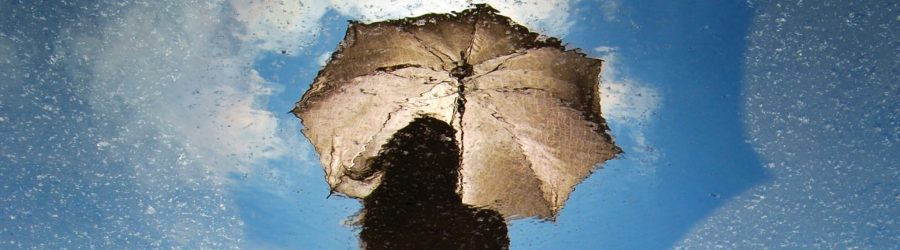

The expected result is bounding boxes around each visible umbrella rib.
[489,86,550,93]
[453,91,466,195]
[345,104,406,182]
[462,11,480,64]
[471,63,506,82]
[329,136,344,191]
[375,63,422,73]
[402,30,453,67]
[455,15,479,185]
[380,68,432,80]
[467,52,528,82]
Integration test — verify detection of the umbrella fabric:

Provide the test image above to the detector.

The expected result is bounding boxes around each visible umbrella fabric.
[294,4,620,219]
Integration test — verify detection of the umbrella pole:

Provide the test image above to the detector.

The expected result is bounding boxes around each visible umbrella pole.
[359,117,509,250]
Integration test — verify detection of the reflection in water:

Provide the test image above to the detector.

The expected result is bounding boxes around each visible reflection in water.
[360,117,509,249]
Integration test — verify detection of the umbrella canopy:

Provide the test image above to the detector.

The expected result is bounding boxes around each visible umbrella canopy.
[293,4,620,219]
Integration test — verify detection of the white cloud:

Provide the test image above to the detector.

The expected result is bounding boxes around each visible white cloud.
[81,1,288,180]
[327,0,469,21]
[595,46,660,124]
[230,0,330,52]
[316,51,331,67]
[595,46,662,169]
[481,0,573,37]
[231,0,576,53]
[326,0,575,38]
[599,0,620,21]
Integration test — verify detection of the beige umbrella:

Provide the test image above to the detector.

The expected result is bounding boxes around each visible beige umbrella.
[293,4,620,219]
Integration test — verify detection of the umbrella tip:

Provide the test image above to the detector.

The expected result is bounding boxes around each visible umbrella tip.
[287,105,302,116]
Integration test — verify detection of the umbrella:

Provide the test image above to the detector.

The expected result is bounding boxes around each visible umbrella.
[293,4,620,219]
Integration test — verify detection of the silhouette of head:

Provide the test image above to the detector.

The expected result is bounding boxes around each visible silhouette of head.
[360,116,509,249]
[367,117,461,203]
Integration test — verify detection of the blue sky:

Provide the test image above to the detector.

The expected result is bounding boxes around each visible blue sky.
[1,0,897,249]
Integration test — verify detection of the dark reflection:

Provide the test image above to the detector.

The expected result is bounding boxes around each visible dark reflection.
[360,117,509,250]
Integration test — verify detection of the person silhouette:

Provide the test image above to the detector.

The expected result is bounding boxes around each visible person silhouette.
[359,116,509,250]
